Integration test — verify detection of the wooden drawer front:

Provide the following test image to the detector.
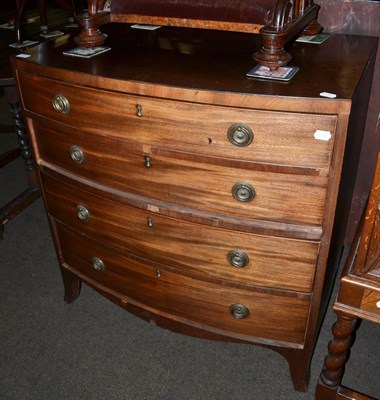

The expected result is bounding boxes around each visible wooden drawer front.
[56,222,310,345]
[33,120,328,225]
[42,174,319,293]
[19,71,336,169]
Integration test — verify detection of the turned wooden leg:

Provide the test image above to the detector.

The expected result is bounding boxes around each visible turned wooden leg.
[15,0,28,45]
[315,313,358,400]
[9,101,35,176]
[37,0,49,35]
[60,267,81,304]
[0,90,40,238]
[68,0,77,21]
[8,99,39,187]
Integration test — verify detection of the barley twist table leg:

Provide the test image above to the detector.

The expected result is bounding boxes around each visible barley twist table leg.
[316,313,358,399]
[9,101,35,173]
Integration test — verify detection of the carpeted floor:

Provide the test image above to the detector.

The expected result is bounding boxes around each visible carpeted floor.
[0,7,379,400]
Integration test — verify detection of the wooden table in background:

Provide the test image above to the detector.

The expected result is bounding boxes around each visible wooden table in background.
[316,153,380,400]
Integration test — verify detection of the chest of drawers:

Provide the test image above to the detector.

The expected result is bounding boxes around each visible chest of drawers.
[12,26,378,392]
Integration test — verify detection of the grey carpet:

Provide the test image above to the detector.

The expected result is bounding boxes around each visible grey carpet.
[0,24,379,400]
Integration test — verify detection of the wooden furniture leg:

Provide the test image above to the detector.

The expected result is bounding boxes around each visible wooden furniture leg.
[4,85,39,187]
[316,313,358,399]
[9,102,35,177]
[60,267,82,304]
[286,353,311,392]
[14,0,49,43]
[38,0,49,35]
[67,0,78,24]
[273,347,315,392]
[0,84,40,239]
[14,0,27,45]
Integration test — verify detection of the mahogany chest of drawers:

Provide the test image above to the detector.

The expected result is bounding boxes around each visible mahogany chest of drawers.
[12,26,378,392]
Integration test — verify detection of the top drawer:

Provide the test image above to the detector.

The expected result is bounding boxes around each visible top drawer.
[18,71,337,169]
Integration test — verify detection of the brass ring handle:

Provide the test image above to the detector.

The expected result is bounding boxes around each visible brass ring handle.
[76,205,90,222]
[227,250,249,268]
[229,304,250,319]
[231,183,255,202]
[227,123,253,147]
[52,94,70,114]
[92,257,105,272]
[70,145,84,163]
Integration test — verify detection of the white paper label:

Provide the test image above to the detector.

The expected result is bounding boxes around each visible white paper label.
[376,301,380,309]
[314,130,332,141]
[131,24,161,30]
[320,92,337,99]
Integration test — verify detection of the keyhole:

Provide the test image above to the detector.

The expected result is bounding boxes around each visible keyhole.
[145,156,152,168]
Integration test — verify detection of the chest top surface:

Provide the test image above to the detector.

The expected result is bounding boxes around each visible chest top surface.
[12,25,378,103]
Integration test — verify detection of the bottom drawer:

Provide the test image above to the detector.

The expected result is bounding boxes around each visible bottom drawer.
[55,222,310,346]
